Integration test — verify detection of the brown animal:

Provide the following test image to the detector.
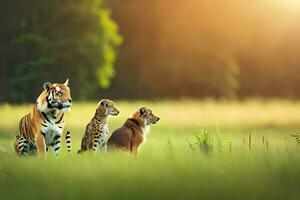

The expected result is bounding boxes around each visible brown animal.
[107,107,160,155]
[14,79,72,156]
[78,99,119,153]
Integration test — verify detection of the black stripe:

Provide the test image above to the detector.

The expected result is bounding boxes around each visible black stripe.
[54,146,60,151]
[66,140,71,144]
[41,123,47,127]
[46,94,53,109]
[18,143,24,148]
[55,114,64,124]
[54,140,60,145]
[18,140,23,145]
[18,138,26,144]
[41,112,51,123]
[41,132,46,137]
[58,126,62,129]
[19,143,29,149]
[66,135,71,139]
[38,112,47,124]
[53,135,61,141]
[93,144,97,148]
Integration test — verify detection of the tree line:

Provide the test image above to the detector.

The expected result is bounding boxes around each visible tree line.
[104,0,300,99]
[1,0,300,103]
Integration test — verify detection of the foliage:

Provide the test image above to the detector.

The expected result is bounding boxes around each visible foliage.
[291,134,300,144]
[188,130,214,155]
[0,0,122,103]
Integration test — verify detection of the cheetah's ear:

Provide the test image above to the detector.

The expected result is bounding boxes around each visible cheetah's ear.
[100,99,108,107]
[43,82,52,92]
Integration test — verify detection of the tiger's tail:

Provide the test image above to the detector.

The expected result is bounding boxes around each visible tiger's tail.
[65,131,72,153]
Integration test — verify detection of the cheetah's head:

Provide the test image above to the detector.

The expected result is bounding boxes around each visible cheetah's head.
[97,99,119,116]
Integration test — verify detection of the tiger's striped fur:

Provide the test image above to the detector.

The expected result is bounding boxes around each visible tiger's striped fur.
[14,79,72,156]
[65,131,72,153]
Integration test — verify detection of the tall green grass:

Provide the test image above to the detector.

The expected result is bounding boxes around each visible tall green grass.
[0,100,300,200]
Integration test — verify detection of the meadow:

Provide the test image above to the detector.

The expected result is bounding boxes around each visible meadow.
[1,100,300,200]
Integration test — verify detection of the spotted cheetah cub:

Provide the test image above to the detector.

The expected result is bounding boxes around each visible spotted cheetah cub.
[78,99,119,153]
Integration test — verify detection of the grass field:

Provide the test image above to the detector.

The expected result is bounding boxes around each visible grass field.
[1,100,300,200]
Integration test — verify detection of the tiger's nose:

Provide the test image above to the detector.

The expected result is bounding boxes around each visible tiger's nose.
[68,99,72,103]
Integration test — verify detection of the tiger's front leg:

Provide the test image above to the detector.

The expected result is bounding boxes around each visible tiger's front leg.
[52,124,64,156]
[53,133,62,156]
[36,133,46,155]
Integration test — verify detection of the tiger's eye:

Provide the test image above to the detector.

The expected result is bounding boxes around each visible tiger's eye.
[56,90,64,96]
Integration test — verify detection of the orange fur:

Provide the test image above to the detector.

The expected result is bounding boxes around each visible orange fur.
[14,80,72,156]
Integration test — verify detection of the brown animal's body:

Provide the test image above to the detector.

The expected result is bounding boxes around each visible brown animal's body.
[107,107,160,155]
[78,99,119,153]
[14,80,72,156]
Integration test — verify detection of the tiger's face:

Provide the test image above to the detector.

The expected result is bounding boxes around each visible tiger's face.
[37,79,72,113]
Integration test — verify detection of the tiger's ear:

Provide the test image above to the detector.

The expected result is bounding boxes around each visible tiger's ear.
[64,78,69,86]
[100,99,108,107]
[43,82,52,91]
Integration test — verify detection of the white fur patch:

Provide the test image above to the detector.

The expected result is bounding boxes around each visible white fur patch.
[41,113,64,146]
[37,97,47,112]
[55,86,61,92]
[142,125,150,142]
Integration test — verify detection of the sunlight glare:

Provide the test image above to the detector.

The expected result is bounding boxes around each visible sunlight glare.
[279,0,300,8]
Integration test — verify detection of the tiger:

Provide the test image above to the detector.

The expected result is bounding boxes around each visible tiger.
[14,79,72,156]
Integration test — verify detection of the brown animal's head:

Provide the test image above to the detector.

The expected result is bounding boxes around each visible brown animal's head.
[37,79,72,112]
[96,99,119,116]
[133,107,160,126]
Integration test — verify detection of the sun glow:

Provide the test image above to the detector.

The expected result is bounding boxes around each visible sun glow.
[278,0,300,8]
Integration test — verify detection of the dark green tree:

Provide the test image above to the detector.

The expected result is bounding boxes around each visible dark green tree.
[0,0,122,103]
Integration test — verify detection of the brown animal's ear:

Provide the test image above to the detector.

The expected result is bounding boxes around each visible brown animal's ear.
[100,99,108,107]
[43,82,52,91]
[140,107,147,116]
